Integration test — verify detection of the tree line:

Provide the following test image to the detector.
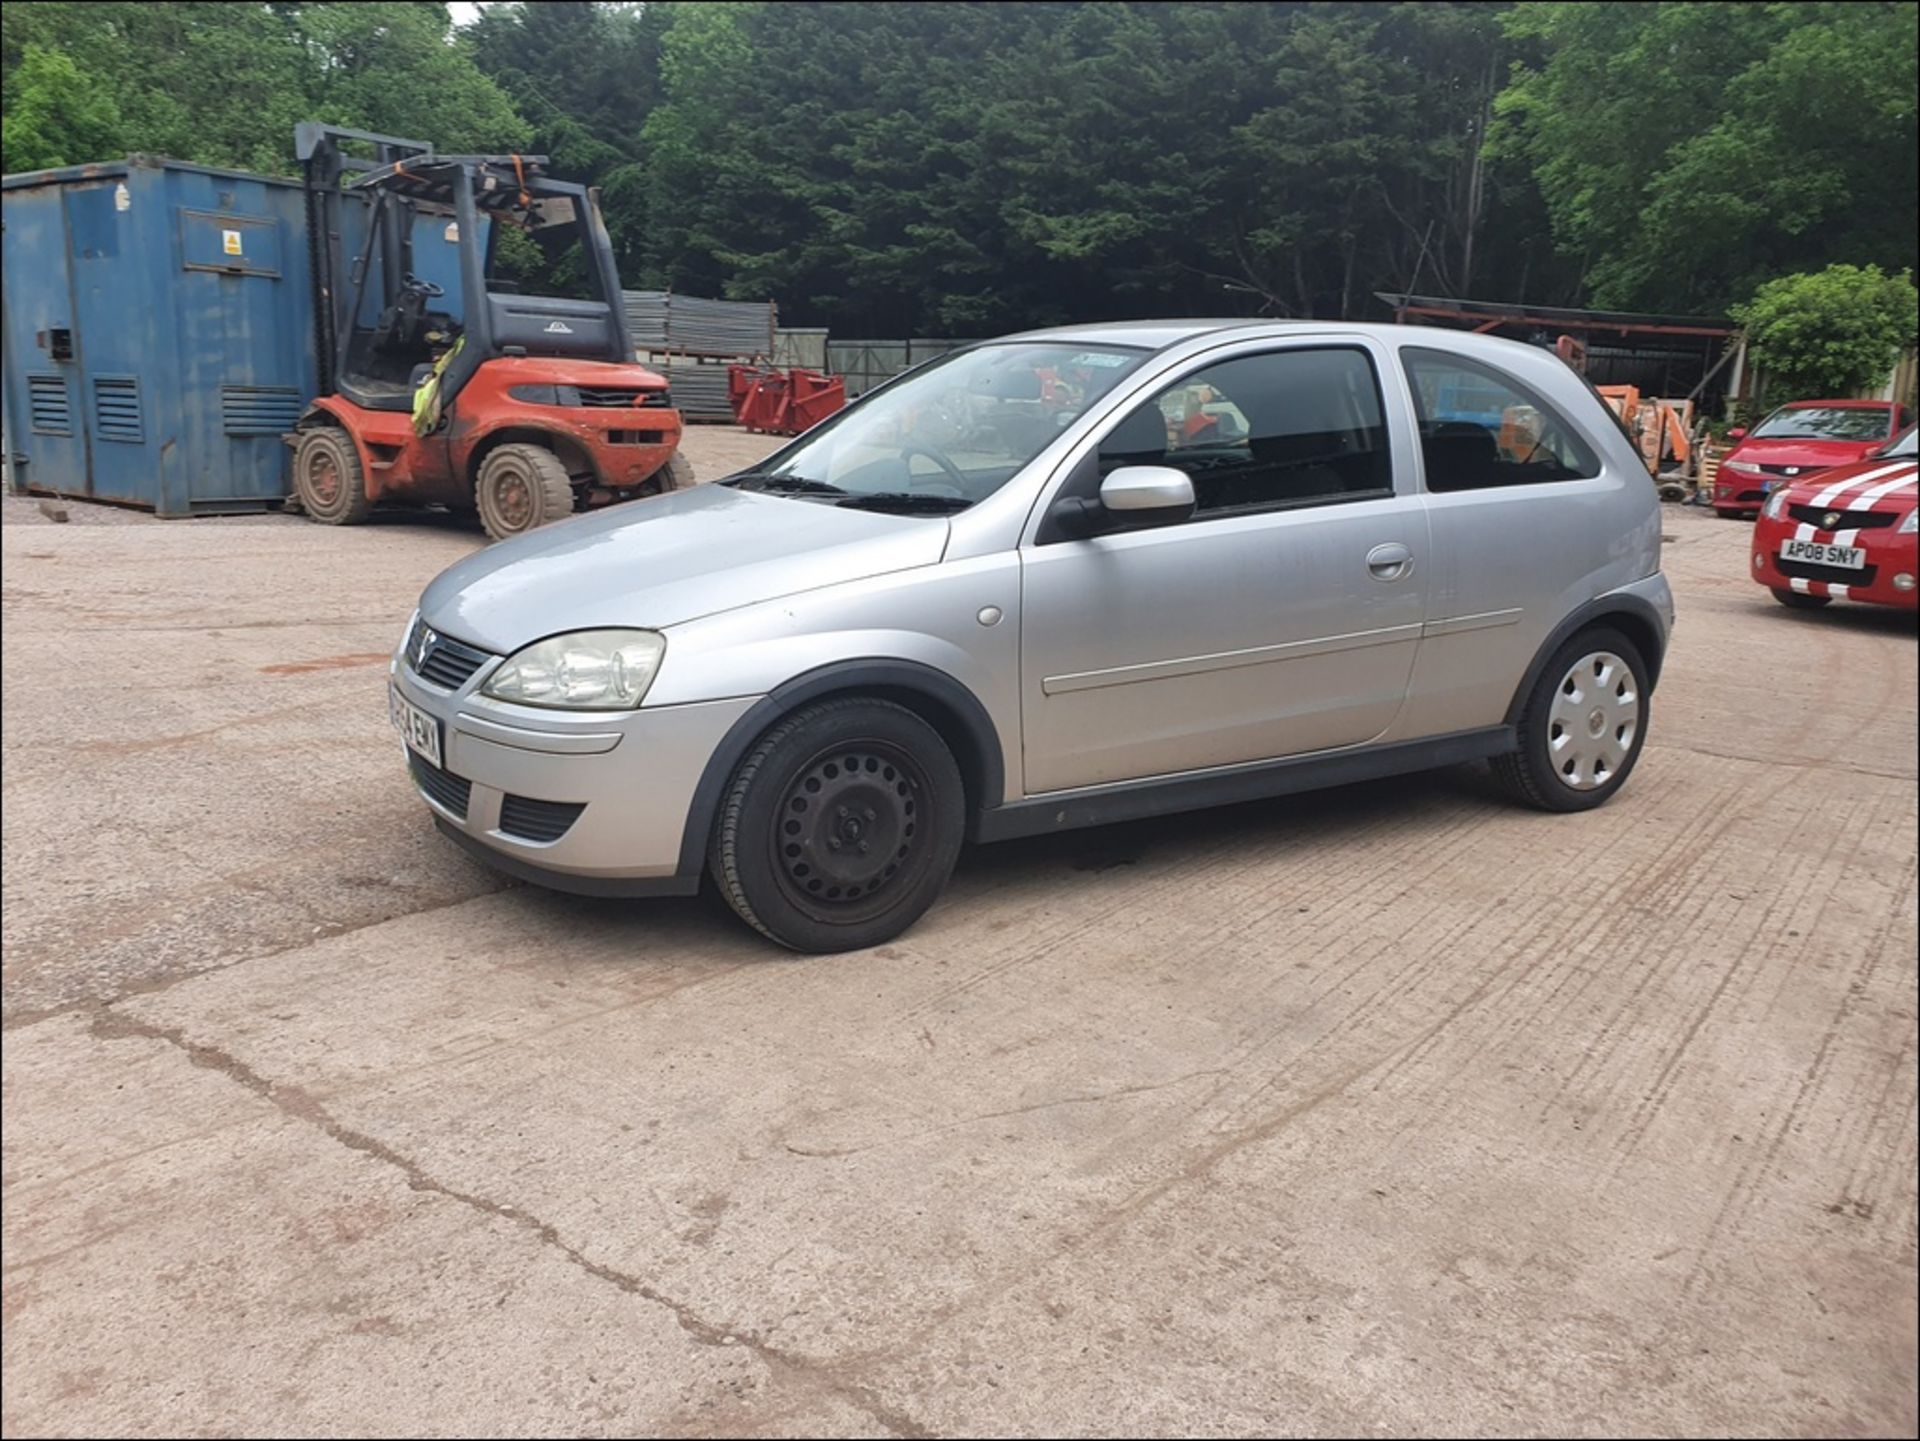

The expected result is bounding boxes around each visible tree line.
[4,1,1915,337]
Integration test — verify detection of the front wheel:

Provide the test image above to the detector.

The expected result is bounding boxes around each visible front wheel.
[1771,587,1832,610]
[1490,627,1650,813]
[475,443,575,540]
[709,698,965,952]
[651,451,694,491]
[291,427,370,525]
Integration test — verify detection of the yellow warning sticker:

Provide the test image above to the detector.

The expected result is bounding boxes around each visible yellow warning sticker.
[222,229,243,256]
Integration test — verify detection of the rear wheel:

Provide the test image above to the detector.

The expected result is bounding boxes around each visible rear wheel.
[1771,587,1832,610]
[709,698,965,952]
[1491,627,1650,814]
[291,427,370,525]
[476,443,575,540]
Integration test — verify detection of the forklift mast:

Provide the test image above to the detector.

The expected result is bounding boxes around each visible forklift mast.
[296,122,634,408]
[297,123,434,398]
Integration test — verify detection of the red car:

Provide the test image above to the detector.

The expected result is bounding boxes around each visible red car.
[1712,399,1910,518]
[1751,425,1918,611]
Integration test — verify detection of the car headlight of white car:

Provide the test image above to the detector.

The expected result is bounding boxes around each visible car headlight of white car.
[1763,489,1793,520]
[482,629,666,709]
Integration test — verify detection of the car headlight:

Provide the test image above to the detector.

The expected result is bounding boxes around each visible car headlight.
[482,629,665,709]
[1902,509,1918,535]
[1763,489,1793,520]
[1720,458,1758,474]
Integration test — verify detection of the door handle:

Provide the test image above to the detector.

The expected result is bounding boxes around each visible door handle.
[1367,543,1413,581]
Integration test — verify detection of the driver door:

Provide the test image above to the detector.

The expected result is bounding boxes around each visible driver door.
[1018,342,1431,794]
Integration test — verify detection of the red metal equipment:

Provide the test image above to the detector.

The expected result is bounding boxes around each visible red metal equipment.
[729,364,845,436]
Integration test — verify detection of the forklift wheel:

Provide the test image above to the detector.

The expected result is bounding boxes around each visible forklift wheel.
[654,451,695,491]
[292,428,371,525]
[476,444,576,541]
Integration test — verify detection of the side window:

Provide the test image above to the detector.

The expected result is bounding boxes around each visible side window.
[1097,347,1393,516]
[1401,347,1600,492]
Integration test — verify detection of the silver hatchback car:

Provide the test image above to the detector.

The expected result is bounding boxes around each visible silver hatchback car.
[389,321,1674,951]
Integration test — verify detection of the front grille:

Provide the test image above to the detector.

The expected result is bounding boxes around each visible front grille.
[405,617,494,691]
[498,794,586,843]
[576,386,641,407]
[1776,557,1879,586]
[1736,489,1766,503]
[575,385,673,409]
[1787,504,1899,532]
[408,752,472,818]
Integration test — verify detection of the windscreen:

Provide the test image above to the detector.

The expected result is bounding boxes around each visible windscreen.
[1751,406,1893,441]
[724,342,1148,513]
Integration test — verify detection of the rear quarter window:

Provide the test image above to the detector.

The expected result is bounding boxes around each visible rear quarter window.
[1401,347,1602,493]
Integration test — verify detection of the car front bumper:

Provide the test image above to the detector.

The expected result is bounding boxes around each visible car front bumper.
[389,656,757,894]
[1751,517,1920,609]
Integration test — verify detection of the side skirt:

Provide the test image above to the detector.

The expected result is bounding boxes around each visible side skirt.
[975,726,1516,843]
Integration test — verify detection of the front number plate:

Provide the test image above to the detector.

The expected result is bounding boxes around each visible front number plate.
[389,685,443,768]
[1779,538,1865,570]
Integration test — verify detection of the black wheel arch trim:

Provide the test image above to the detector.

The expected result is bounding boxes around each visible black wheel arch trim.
[1503,593,1668,728]
[675,659,1008,878]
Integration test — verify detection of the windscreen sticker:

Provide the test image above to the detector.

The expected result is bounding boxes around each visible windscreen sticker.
[1067,352,1130,367]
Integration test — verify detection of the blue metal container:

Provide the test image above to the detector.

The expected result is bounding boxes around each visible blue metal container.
[2,157,318,515]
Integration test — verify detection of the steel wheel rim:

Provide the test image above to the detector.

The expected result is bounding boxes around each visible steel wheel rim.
[307,450,340,506]
[1547,649,1639,791]
[493,468,534,531]
[772,741,929,921]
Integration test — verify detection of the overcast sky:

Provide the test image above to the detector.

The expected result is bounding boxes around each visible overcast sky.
[448,2,480,26]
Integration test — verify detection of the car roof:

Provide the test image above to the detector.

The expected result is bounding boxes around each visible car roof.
[988,317,1542,355]
[1774,398,1897,409]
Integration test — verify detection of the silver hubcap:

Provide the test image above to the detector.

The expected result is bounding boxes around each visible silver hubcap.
[1547,650,1639,791]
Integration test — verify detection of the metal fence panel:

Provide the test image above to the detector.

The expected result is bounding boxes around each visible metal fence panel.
[654,359,738,422]
[622,291,774,358]
[774,327,829,371]
[825,338,968,397]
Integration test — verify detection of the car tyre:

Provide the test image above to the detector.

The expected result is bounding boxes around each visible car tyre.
[1770,587,1831,610]
[476,443,576,540]
[291,427,371,525]
[710,698,965,952]
[1491,626,1650,814]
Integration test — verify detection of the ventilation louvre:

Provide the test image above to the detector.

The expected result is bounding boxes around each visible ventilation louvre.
[92,376,144,443]
[220,385,303,436]
[27,374,71,435]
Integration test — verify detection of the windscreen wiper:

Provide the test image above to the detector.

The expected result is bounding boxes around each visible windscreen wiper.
[724,473,847,495]
[835,492,972,514]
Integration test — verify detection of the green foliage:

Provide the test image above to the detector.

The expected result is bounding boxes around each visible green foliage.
[4,0,1914,338]
[1494,1,1919,312]
[1,2,527,176]
[1731,265,1919,398]
[2,45,121,170]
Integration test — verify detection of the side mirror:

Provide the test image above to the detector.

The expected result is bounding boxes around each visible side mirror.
[1727,427,1747,441]
[1099,465,1197,515]
[1042,463,1196,542]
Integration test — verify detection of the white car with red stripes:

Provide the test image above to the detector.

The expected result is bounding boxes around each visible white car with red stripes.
[1751,424,1919,611]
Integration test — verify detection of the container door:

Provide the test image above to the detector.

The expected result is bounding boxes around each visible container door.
[1,187,90,497]
[172,198,307,510]
[64,178,157,505]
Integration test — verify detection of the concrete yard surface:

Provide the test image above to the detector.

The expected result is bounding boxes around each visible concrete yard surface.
[3,442,1916,1437]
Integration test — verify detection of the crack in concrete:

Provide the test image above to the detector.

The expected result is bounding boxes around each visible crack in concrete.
[84,1009,932,1440]
[1645,738,1915,783]
[783,1068,1232,1158]
[2,886,511,1033]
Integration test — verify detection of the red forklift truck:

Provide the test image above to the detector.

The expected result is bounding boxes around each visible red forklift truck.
[288,124,688,539]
